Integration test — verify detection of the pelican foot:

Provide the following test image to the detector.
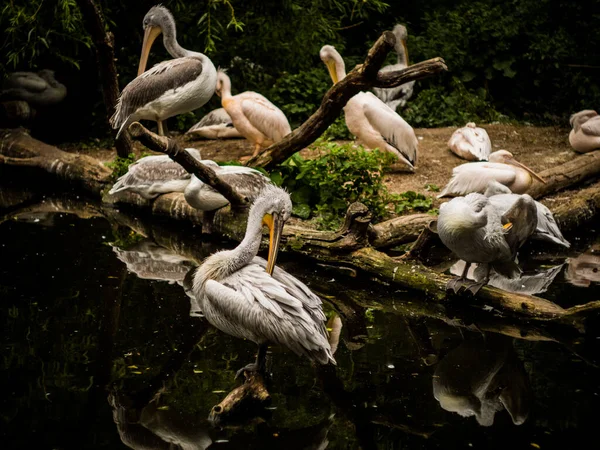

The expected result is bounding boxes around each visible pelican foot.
[235,363,263,380]
[446,277,467,294]
[463,280,488,296]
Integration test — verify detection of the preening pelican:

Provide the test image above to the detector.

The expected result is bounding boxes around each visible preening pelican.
[447,122,491,161]
[569,109,600,153]
[372,24,414,111]
[484,181,569,247]
[0,70,66,106]
[437,191,538,294]
[110,5,217,137]
[108,148,202,199]
[192,185,335,377]
[215,71,291,160]
[186,107,242,139]
[438,150,545,198]
[320,45,418,171]
[183,161,271,211]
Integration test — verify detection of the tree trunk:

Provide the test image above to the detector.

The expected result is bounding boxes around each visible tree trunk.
[75,0,133,158]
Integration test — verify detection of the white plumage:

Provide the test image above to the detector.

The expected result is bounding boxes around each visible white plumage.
[569,109,600,153]
[447,122,492,161]
[186,107,242,139]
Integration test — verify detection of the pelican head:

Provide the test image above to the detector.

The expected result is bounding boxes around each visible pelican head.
[391,24,409,62]
[138,5,176,76]
[439,193,489,232]
[569,109,598,129]
[488,150,546,184]
[319,45,345,84]
[215,70,231,98]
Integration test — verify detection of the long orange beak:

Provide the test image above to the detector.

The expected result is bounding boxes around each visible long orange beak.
[509,158,546,184]
[262,213,284,276]
[325,60,339,84]
[402,39,409,65]
[137,26,162,76]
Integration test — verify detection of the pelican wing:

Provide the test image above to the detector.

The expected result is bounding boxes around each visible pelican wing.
[240,93,291,142]
[4,72,48,92]
[438,163,517,198]
[187,107,233,132]
[500,194,538,253]
[463,127,492,160]
[581,116,600,136]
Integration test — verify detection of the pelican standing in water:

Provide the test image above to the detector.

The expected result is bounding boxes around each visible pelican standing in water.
[215,71,291,161]
[110,5,217,137]
[192,185,335,377]
[186,107,242,139]
[437,191,538,294]
[438,150,545,198]
[569,109,600,153]
[447,122,492,161]
[320,45,418,171]
[372,24,414,111]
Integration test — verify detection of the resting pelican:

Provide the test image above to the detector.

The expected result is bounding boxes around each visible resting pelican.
[0,70,66,106]
[110,5,217,137]
[215,71,291,160]
[192,185,335,377]
[183,161,271,211]
[447,122,491,161]
[438,150,545,198]
[108,148,202,199]
[437,191,538,294]
[320,45,418,171]
[186,107,242,139]
[372,24,414,111]
[569,109,600,153]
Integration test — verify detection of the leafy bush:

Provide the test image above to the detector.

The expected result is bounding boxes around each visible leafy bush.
[322,116,354,141]
[106,152,150,180]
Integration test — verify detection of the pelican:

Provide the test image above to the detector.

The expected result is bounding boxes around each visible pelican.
[438,150,545,198]
[186,107,242,139]
[565,242,600,288]
[437,191,538,294]
[215,71,291,160]
[108,148,202,199]
[484,181,569,247]
[192,185,335,377]
[0,70,66,106]
[372,24,414,111]
[447,122,491,161]
[110,5,217,137]
[183,161,271,211]
[569,109,600,153]
[320,45,418,171]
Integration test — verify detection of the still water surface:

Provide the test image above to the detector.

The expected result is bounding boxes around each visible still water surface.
[1,198,599,449]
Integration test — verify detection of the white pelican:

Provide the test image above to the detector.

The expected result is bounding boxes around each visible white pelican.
[215,70,291,160]
[192,185,335,377]
[108,148,202,199]
[110,5,217,137]
[0,70,66,106]
[447,122,491,161]
[183,161,271,211]
[437,191,538,294]
[372,24,414,111]
[438,150,545,198]
[569,109,600,153]
[186,107,242,139]
[320,45,418,171]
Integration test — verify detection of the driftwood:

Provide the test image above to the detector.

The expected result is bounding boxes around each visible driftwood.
[245,31,447,170]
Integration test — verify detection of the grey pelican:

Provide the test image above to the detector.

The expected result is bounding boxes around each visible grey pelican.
[215,70,291,161]
[438,150,545,198]
[183,161,271,211]
[437,191,538,294]
[372,24,414,111]
[447,122,492,161]
[192,185,335,377]
[0,70,66,106]
[569,109,600,153]
[320,45,418,171]
[108,148,202,199]
[484,181,570,247]
[186,107,242,139]
[110,5,217,137]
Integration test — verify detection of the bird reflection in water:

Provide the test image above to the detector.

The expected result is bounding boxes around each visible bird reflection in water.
[565,240,600,288]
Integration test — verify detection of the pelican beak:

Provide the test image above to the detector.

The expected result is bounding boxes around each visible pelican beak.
[508,158,547,184]
[325,60,339,84]
[138,26,162,76]
[263,212,284,276]
[402,39,409,64]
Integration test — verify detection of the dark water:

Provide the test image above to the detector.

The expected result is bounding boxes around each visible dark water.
[1,192,600,449]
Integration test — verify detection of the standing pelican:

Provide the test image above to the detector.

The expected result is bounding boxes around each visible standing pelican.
[215,71,291,160]
[186,107,242,139]
[438,150,545,198]
[108,148,202,199]
[192,185,335,377]
[447,122,492,161]
[437,192,538,294]
[320,45,418,171]
[183,161,271,211]
[0,70,67,106]
[110,5,217,137]
[569,109,600,153]
[372,24,414,111]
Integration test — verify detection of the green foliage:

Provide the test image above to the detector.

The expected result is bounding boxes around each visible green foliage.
[270,141,435,229]
[322,116,354,141]
[106,151,151,180]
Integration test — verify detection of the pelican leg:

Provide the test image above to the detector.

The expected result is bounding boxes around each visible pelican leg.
[252,143,261,158]
[464,265,491,296]
[157,120,164,136]
[235,343,268,380]
[446,262,471,294]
